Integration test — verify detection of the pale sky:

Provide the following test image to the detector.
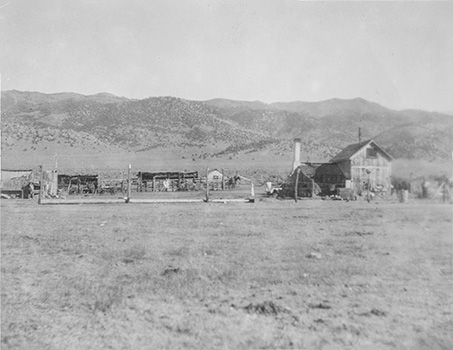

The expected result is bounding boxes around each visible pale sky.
[1,0,452,112]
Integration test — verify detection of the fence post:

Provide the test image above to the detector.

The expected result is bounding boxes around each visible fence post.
[205,167,209,202]
[250,181,255,203]
[38,165,43,204]
[126,164,131,203]
[294,168,300,203]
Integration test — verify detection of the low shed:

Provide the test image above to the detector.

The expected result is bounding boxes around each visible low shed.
[1,169,34,198]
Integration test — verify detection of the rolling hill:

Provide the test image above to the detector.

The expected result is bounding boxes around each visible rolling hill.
[1,90,452,170]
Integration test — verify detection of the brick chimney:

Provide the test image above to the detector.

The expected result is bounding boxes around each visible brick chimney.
[293,138,301,171]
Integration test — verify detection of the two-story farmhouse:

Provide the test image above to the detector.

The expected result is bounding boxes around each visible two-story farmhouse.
[289,139,392,197]
[328,139,392,194]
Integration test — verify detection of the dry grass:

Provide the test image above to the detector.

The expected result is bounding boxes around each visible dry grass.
[1,196,452,349]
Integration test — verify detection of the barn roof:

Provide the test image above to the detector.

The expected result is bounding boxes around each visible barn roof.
[1,169,33,172]
[137,171,199,181]
[315,163,348,177]
[58,174,99,181]
[329,139,392,163]
[1,169,33,182]
[294,163,321,178]
[208,169,223,174]
[294,163,349,178]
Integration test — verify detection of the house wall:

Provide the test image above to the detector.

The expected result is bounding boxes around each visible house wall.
[313,174,346,195]
[286,170,319,197]
[312,164,347,195]
[348,144,392,194]
[207,170,223,182]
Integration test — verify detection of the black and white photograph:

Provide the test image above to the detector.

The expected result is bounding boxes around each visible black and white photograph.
[1,0,452,349]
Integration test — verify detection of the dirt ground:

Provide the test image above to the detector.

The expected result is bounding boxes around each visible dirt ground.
[1,195,452,349]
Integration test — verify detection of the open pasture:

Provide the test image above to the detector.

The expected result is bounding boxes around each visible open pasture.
[1,198,452,349]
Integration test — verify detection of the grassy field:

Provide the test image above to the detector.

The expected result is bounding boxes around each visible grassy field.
[1,195,452,349]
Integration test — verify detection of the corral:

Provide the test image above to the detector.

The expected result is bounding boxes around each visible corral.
[1,197,452,349]
[136,171,199,192]
[58,174,100,194]
[34,166,256,204]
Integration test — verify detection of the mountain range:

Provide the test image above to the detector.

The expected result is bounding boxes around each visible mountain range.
[1,90,452,170]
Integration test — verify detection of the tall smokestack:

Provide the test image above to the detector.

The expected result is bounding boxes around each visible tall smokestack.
[293,138,301,171]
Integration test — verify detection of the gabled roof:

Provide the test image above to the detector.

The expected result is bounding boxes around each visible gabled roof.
[137,171,199,181]
[329,139,392,163]
[291,162,350,181]
[58,174,99,181]
[1,169,33,172]
[1,169,33,182]
[292,163,321,178]
[315,163,348,177]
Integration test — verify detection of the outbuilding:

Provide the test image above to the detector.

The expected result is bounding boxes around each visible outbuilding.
[207,169,224,182]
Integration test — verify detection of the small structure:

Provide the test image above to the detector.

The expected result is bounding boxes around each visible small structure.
[207,169,224,190]
[1,169,43,198]
[207,169,223,182]
[1,169,33,198]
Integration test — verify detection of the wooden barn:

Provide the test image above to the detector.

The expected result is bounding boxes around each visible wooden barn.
[329,139,392,195]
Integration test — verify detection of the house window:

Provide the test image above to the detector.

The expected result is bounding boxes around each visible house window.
[366,148,377,158]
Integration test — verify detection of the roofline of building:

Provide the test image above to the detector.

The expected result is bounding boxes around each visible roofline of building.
[330,139,393,163]
[1,169,33,172]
